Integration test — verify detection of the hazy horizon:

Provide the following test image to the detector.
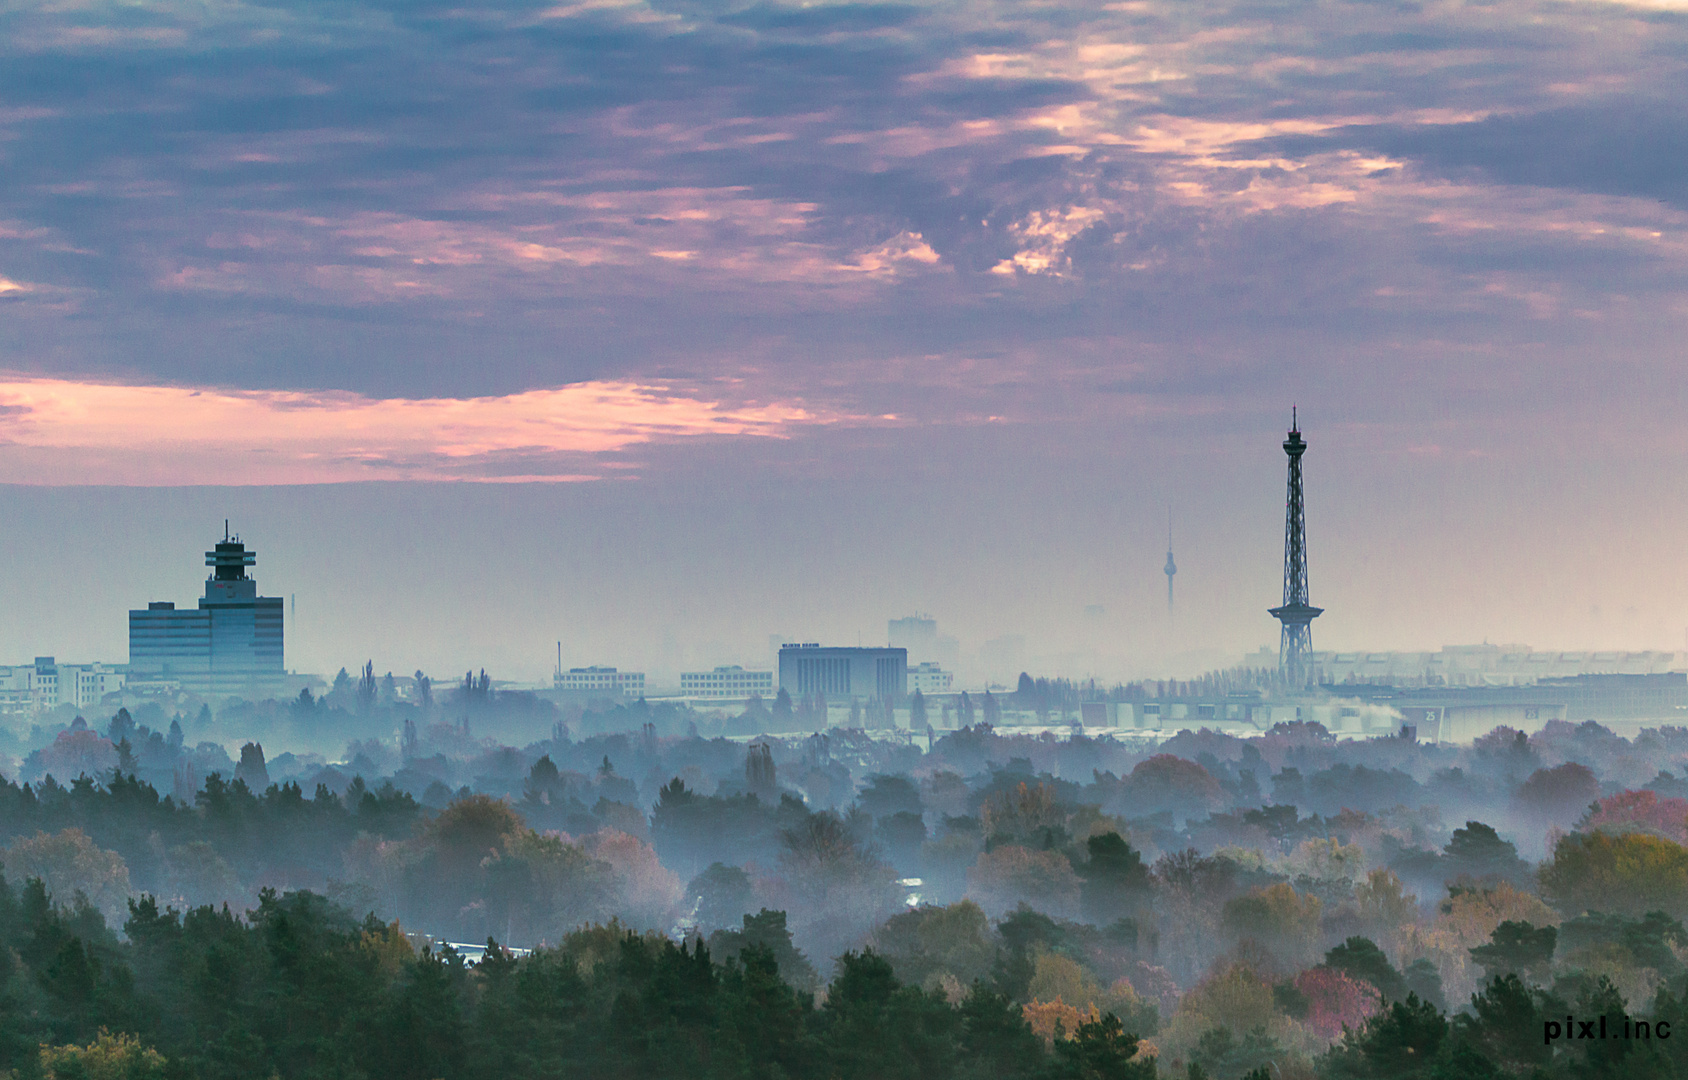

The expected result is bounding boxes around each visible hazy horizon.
[1,444,1683,688]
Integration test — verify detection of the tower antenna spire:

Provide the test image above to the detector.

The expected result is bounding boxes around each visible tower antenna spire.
[1163,506,1177,617]
[1268,410,1322,686]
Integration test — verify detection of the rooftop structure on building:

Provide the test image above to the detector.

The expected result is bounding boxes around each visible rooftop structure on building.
[779,644,907,703]
[681,665,775,700]
[128,526,285,695]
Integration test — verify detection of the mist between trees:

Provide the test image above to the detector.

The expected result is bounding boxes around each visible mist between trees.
[9,677,1688,1076]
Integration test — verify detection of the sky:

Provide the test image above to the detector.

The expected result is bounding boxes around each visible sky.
[2,0,1688,685]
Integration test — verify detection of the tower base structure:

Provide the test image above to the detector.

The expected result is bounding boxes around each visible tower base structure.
[1269,600,1323,687]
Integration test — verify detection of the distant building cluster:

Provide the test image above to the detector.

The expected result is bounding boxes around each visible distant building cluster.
[8,508,1688,748]
[0,658,125,718]
[0,529,293,717]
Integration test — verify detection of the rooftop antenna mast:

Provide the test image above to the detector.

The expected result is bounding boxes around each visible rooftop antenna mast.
[1268,407,1322,687]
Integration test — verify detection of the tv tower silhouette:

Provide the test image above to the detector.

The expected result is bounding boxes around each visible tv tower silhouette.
[1268,408,1322,686]
[1163,511,1177,617]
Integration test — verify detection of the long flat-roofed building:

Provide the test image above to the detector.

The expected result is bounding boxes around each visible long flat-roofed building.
[681,666,774,699]
[778,644,906,703]
[128,530,284,695]
[555,666,645,697]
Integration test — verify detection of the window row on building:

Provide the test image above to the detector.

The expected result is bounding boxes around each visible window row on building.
[554,666,646,697]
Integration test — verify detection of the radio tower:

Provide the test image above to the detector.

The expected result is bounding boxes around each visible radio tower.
[1268,409,1322,686]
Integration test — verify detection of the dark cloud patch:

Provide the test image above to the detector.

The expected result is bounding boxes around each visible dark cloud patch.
[720,3,923,33]
[1383,104,1688,209]
[1249,101,1688,209]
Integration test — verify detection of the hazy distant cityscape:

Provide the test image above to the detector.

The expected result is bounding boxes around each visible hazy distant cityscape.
[6,420,1687,753]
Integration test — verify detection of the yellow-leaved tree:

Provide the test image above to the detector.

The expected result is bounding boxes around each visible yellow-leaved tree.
[1397,882,1558,1003]
[39,1030,166,1080]
[1026,952,1145,1021]
[1351,868,1420,950]
[1159,961,1306,1061]
[1220,882,1322,970]
[1540,831,1688,919]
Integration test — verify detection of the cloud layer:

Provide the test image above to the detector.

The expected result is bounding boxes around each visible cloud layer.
[0,377,833,483]
[1,0,1684,412]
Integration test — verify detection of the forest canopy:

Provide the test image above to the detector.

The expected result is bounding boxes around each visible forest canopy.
[6,698,1688,1077]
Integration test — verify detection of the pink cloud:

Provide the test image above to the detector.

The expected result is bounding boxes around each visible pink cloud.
[0,377,836,485]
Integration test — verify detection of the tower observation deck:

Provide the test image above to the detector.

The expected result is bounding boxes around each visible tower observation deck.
[1268,411,1322,686]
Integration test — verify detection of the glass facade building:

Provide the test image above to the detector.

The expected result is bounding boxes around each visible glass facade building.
[128,534,285,694]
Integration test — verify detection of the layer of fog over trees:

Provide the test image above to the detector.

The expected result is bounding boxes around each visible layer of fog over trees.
[7,669,1688,1077]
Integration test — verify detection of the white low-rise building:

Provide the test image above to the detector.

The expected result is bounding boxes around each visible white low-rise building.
[909,662,953,695]
[555,666,646,697]
[681,665,775,699]
[0,658,125,716]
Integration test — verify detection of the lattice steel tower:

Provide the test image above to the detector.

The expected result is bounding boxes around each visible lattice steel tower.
[1268,409,1322,686]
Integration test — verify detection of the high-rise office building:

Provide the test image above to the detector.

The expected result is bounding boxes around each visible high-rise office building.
[888,615,937,654]
[888,614,959,670]
[128,529,285,693]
